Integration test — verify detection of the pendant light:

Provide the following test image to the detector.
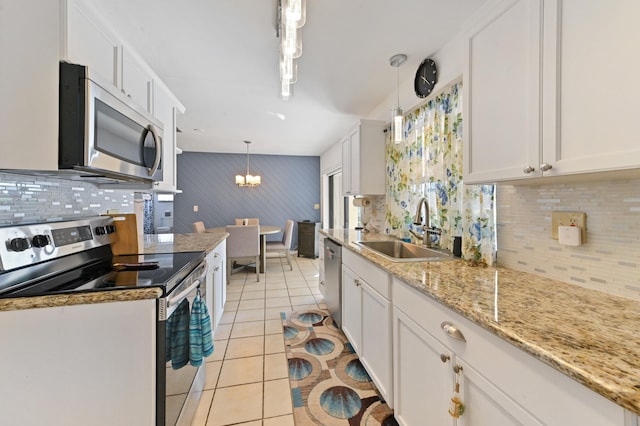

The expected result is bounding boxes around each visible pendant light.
[235,141,261,187]
[390,54,407,143]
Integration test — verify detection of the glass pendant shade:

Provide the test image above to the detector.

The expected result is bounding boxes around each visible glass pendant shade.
[281,22,302,58]
[280,80,292,100]
[389,53,407,144]
[392,108,404,143]
[284,0,306,27]
[279,53,297,83]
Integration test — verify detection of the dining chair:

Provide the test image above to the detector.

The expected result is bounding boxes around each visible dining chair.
[234,218,260,225]
[192,221,206,233]
[225,225,260,282]
[265,219,294,271]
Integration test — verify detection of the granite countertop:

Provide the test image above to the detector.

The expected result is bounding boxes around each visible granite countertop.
[0,288,162,312]
[0,232,228,313]
[321,229,640,416]
[141,232,228,254]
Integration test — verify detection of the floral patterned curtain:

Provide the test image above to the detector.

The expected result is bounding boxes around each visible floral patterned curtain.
[385,81,496,265]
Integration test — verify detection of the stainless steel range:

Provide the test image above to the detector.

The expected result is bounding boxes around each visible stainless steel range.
[0,216,208,425]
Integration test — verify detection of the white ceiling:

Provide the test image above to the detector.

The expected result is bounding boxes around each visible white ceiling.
[88,0,486,156]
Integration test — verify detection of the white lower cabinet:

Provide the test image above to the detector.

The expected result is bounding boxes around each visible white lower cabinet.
[0,299,157,425]
[393,277,629,426]
[205,240,226,330]
[341,250,392,405]
[393,309,454,425]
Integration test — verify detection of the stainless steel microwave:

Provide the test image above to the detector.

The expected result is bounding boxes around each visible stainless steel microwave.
[59,62,163,183]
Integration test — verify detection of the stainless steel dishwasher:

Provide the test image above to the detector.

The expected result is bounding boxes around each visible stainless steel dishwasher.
[323,238,342,328]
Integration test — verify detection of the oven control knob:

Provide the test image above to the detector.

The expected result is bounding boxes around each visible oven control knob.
[106,225,116,234]
[9,237,30,252]
[31,234,50,248]
[95,226,106,236]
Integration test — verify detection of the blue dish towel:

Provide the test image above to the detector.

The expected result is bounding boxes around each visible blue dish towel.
[189,291,214,366]
[166,298,190,369]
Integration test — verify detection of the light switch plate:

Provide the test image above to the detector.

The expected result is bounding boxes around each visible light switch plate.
[551,211,586,242]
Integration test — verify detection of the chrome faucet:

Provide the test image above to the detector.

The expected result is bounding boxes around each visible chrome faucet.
[409,197,441,247]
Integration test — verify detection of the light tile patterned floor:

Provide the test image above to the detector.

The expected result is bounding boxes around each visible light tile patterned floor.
[191,253,322,426]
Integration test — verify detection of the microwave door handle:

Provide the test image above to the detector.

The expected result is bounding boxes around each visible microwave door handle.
[147,124,162,177]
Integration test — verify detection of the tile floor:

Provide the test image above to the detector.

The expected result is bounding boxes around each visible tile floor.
[191,254,323,426]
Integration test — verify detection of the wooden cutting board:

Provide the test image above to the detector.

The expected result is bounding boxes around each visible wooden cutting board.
[103,213,139,255]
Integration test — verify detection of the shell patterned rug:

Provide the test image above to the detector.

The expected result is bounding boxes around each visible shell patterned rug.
[281,309,398,426]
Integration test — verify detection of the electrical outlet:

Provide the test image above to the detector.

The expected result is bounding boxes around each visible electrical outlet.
[193,205,199,212]
[551,211,587,242]
[313,203,320,210]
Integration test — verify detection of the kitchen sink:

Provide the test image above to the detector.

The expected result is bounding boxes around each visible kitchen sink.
[354,240,454,262]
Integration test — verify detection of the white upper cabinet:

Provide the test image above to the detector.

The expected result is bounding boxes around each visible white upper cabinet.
[463,0,543,183]
[342,120,386,196]
[64,0,119,88]
[121,48,154,113]
[0,0,182,186]
[0,0,61,170]
[153,84,185,192]
[464,0,640,184]
[540,0,640,177]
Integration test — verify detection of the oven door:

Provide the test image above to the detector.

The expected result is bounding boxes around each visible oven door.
[163,270,208,425]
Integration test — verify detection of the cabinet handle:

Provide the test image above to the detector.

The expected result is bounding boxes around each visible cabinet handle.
[441,321,466,342]
[540,163,553,172]
[453,365,463,374]
[354,278,361,287]
[214,253,220,258]
[440,354,450,363]
[214,266,220,272]
[523,165,535,174]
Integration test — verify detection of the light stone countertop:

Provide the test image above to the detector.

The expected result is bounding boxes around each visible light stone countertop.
[141,232,228,254]
[321,229,640,416]
[0,233,228,312]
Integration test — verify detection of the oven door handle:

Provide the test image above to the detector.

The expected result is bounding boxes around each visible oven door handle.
[166,279,201,308]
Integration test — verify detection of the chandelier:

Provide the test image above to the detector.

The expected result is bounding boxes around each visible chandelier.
[236,141,261,187]
[277,0,306,100]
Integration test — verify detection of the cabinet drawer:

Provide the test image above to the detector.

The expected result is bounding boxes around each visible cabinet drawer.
[343,249,389,298]
[392,277,625,425]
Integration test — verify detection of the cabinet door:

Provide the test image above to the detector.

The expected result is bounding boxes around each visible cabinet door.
[464,0,543,183]
[121,48,153,112]
[348,126,361,194]
[341,136,352,195]
[65,0,119,88]
[341,264,362,354]
[541,0,640,177]
[212,243,227,329]
[393,309,454,426]
[457,358,543,426]
[361,281,392,405]
[153,86,178,191]
[0,0,60,170]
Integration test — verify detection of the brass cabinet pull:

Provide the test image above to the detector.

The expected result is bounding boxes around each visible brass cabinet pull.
[440,354,450,363]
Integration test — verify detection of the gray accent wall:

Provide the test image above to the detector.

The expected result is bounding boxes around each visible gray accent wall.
[174,152,321,248]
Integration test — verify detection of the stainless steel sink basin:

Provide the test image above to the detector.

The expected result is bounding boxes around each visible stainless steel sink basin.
[354,240,454,262]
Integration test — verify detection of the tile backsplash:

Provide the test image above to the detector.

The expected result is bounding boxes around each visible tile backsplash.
[496,178,640,301]
[0,172,135,225]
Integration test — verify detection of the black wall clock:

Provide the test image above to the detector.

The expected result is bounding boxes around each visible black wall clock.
[414,58,437,98]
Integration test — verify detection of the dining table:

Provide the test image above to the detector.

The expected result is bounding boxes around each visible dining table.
[206,225,281,273]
